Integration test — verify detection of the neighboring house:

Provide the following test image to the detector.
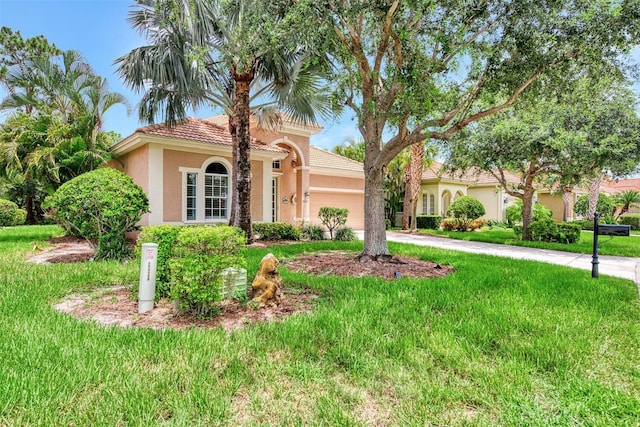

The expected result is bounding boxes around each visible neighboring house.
[415,161,521,222]
[109,116,366,229]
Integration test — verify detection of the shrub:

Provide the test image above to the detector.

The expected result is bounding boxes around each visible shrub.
[385,218,391,230]
[318,206,348,239]
[441,218,466,231]
[0,199,26,226]
[44,168,149,260]
[169,225,246,316]
[574,193,615,218]
[416,215,442,229]
[619,213,640,230]
[447,196,485,220]
[506,200,552,227]
[301,224,325,240]
[528,217,581,243]
[557,222,582,243]
[529,217,558,242]
[334,227,357,241]
[253,222,300,241]
[138,225,182,298]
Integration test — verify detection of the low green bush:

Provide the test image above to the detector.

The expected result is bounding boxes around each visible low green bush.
[170,225,246,316]
[0,199,26,226]
[619,213,640,230]
[557,222,582,243]
[44,168,149,260]
[137,225,182,298]
[301,224,325,240]
[253,222,301,241]
[416,215,442,229]
[527,218,581,243]
[334,227,357,241]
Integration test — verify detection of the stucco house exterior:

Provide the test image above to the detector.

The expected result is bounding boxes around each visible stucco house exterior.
[109,116,366,229]
[415,161,522,222]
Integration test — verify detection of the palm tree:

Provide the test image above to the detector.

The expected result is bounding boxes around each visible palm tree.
[614,190,640,219]
[1,49,130,222]
[116,0,329,243]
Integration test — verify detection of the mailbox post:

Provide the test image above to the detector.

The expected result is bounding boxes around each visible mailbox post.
[591,212,631,278]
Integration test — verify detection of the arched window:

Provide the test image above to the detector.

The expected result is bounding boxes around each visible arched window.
[182,159,231,222]
[204,162,228,220]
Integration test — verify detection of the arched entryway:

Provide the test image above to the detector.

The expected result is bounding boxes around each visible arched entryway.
[271,138,309,224]
[442,190,452,216]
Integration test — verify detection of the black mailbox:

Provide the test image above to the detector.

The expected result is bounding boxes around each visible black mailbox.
[597,224,631,237]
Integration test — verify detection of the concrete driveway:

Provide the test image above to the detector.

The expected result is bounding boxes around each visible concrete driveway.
[356,231,640,287]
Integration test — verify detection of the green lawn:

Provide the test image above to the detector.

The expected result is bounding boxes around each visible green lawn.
[420,228,640,257]
[1,225,640,425]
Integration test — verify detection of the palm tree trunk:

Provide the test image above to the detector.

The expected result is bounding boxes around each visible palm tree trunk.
[561,186,573,222]
[233,70,254,244]
[409,143,424,231]
[587,176,602,220]
[402,171,410,230]
[228,117,238,227]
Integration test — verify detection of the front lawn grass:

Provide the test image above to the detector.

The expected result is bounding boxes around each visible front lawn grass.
[1,225,639,425]
[420,228,640,257]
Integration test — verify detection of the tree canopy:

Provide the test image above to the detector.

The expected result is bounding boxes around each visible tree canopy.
[293,0,640,256]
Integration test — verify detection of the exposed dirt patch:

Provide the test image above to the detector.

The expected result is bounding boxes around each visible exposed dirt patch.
[28,236,95,264]
[284,251,454,280]
[40,238,453,331]
[54,286,318,331]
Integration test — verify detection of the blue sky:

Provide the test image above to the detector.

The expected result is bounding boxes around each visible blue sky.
[0,0,360,150]
[1,1,639,153]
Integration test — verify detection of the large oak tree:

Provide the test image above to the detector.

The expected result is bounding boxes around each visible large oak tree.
[296,0,640,258]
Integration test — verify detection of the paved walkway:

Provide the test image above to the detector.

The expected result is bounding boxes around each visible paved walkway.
[359,231,640,285]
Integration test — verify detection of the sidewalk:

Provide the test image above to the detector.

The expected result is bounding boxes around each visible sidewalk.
[358,231,640,285]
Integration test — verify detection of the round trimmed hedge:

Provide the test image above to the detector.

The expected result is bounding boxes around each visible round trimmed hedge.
[0,199,27,226]
[45,168,149,260]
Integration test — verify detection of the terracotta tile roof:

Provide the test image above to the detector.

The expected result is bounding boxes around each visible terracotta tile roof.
[605,178,640,193]
[309,146,364,172]
[134,117,286,153]
[422,160,520,185]
[206,114,323,132]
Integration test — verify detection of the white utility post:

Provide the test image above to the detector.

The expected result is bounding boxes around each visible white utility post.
[138,243,158,313]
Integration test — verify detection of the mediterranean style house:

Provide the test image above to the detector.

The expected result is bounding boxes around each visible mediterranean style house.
[109,116,366,229]
[415,160,521,223]
[415,161,640,223]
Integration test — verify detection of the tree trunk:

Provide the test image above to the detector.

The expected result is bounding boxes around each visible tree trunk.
[228,118,238,227]
[360,164,391,260]
[521,187,535,241]
[409,143,424,231]
[402,171,411,230]
[587,175,601,220]
[25,193,36,224]
[233,72,254,243]
[561,186,573,222]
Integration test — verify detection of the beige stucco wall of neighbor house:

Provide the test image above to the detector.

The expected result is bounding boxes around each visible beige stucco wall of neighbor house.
[309,191,365,229]
[309,173,365,229]
[468,186,504,222]
[538,193,565,222]
[110,145,151,225]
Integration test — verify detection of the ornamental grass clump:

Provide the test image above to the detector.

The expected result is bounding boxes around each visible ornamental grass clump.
[44,168,149,260]
[169,225,246,316]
